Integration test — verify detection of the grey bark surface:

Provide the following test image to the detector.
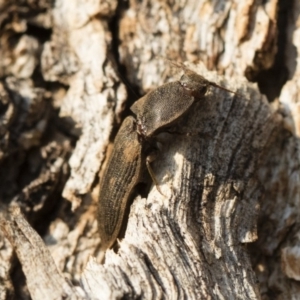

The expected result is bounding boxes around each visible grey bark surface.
[0,0,299,299]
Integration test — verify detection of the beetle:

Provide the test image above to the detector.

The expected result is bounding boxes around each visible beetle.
[98,66,235,251]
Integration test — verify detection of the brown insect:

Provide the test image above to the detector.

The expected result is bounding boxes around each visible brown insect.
[98,65,235,251]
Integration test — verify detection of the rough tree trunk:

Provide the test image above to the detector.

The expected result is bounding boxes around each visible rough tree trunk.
[0,0,300,299]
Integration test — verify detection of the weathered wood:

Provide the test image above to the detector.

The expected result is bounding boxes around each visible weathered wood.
[41,0,127,209]
[118,0,278,92]
[1,207,83,300]
[1,0,300,299]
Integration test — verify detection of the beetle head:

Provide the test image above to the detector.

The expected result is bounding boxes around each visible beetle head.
[179,70,209,99]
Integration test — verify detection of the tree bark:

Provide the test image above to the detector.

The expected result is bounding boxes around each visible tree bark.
[0,0,300,299]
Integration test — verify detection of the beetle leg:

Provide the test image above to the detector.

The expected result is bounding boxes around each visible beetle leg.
[146,152,165,196]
